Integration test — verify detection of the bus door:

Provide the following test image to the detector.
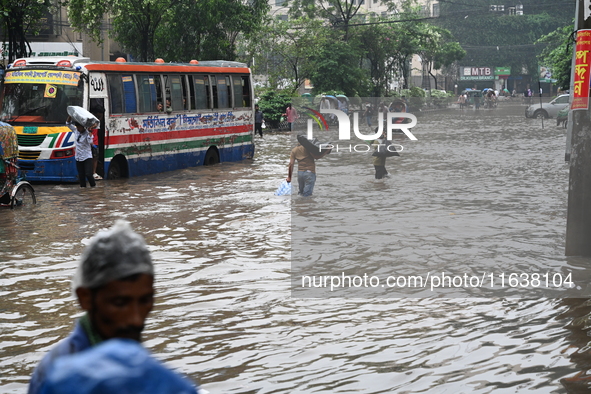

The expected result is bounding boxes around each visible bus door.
[88,72,108,177]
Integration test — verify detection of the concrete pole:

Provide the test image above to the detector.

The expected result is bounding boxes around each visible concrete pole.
[565,0,591,255]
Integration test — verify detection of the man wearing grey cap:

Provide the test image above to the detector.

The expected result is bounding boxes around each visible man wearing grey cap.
[28,221,156,394]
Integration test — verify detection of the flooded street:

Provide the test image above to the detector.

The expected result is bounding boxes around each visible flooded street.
[2,104,591,393]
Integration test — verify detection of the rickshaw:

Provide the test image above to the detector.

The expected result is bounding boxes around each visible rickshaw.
[0,122,36,208]
[319,95,340,125]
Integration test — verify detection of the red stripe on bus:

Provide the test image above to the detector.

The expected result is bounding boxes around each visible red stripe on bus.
[55,131,66,147]
[84,64,250,74]
[105,125,251,145]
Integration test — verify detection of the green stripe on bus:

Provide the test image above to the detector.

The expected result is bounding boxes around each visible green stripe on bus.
[103,134,253,159]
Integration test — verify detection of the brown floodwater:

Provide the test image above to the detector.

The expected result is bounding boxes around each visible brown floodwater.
[2,104,591,393]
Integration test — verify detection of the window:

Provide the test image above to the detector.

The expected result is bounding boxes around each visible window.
[121,75,137,113]
[153,75,163,110]
[211,75,218,109]
[555,96,569,104]
[241,75,251,108]
[232,75,252,108]
[432,3,439,17]
[169,75,183,111]
[137,75,157,112]
[107,74,124,114]
[192,75,211,109]
[182,76,189,110]
[217,75,229,108]
[232,76,244,107]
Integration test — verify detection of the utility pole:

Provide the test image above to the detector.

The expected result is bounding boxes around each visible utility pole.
[566,0,591,255]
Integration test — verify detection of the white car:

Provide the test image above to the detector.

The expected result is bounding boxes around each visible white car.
[525,94,570,118]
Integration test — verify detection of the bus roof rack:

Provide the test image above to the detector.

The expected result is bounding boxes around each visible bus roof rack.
[15,56,91,66]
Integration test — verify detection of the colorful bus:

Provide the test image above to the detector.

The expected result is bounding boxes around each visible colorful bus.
[0,56,255,182]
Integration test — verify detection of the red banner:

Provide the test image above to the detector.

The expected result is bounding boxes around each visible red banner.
[573,29,591,110]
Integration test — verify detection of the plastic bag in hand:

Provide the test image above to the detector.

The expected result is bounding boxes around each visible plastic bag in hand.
[274,180,292,196]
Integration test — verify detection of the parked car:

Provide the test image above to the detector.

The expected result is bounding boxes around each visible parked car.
[525,94,569,119]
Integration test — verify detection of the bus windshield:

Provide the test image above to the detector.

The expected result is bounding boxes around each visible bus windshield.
[0,69,83,124]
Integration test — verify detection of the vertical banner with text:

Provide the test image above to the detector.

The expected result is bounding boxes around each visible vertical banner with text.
[573,29,591,110]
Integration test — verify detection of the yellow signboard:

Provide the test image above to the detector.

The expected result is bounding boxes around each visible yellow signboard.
[44,84,57,98]
[4,70,80,86]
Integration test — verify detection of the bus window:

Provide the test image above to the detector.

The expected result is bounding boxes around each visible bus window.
[211,75,219,109]
[169,75,183,111]
[204,76,212,109]
[232,75,247,107]
[193,75,207,109]
[188,76,195,110]
[153,75,163,110]
[182,76,189,110]
[217,76,228,108]
[241,75,251,108]
[138,75,157,112]
[108,74,124,114]
[225,76,232,108]
[121,75,137,113]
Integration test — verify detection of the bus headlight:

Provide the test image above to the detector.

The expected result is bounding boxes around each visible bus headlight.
[50,148,75,159]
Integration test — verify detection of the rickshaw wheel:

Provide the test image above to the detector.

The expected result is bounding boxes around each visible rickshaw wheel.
[11,183,36,209]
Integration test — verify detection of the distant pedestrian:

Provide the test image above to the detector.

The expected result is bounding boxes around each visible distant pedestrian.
[372,131,389,179]
[364,104,373,128]
[458,94,466,109]
[284,104,298,131]
[254,104,264,138]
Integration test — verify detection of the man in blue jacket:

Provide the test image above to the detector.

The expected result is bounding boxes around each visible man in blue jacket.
[28,220,193,393]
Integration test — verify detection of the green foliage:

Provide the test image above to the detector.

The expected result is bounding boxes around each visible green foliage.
[67,0,269,62]
[400,86,425,108]
[308,39,371,97]
[537,24,574,90]
[257,90,293,126]
[435,0,575,77]
[0,0,51,62]
[243,17,325,93]
[401,87,425,98]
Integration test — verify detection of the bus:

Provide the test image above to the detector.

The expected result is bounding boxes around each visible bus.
[0,56,255,182]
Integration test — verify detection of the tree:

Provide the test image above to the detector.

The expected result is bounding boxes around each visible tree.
[308,38,370,97]
[67,0,268,62]
[244,17,327,93]
[0,0,51,62]
[155,0,268,61]
[435,0,575,78]
[68,0,177,61]
[415,25,465,90]
[537,24,574,90]
[288,0,363,41]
